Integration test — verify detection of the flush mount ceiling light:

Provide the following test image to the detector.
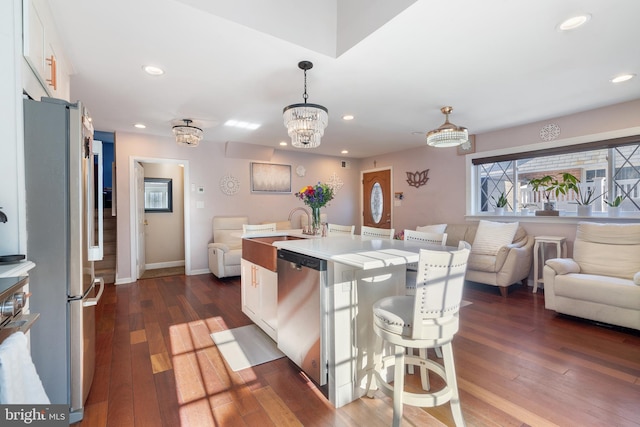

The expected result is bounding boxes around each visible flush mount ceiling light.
[172,119,203,147]
[283,61,328,148]
[611,73,636,83]
[558,14,591,31]
[426,106,469,147]
[143,65,164,76]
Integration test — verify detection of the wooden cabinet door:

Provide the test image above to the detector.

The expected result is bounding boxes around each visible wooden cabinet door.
[362,169,392,229]
[241,259,260,317]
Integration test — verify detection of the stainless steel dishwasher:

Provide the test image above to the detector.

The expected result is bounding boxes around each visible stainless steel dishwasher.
[277,249,327,386]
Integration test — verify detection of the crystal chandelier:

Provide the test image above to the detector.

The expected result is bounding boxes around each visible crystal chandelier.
[283,61,328,148]
[426,106,468,147]
[173,119,203,147]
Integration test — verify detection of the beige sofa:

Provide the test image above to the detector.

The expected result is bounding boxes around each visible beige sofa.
[444,223,534,297]
[543,222,640,330]
[208,216,248,278]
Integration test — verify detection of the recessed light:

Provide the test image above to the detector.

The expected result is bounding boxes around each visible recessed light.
[224,119,261,130]
[342,115,354,121]
[279,141,288,146]
[134,123,146,129]
[142,65,164,76]
[558,14,591,31]
[610,74,636,83]
[411,131,424,136]
[341,150,349,154]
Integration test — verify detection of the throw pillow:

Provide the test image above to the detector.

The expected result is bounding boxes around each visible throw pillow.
[416,224,447,234]
[471,220,519,256]
[634,272,640,286]
[546,258,581,275]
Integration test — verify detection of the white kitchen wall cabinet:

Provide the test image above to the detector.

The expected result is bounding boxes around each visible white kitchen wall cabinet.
[240,259,278,340]
[22,0,70,101]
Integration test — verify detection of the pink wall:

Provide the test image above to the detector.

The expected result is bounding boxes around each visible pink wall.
[362,99,640,252]
[114,132,361,282]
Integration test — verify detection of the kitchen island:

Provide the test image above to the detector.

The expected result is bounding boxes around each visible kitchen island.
[270,234,436,408]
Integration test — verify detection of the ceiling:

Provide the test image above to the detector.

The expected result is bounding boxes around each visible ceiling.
[47,0,640,158]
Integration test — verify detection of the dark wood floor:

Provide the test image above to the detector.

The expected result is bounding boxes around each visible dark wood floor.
[77,273,640,427]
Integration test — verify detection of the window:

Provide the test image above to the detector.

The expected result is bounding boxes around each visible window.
[470,134,640,215]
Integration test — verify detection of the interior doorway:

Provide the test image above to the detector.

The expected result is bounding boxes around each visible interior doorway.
[130,157,190,279]
[362,168,392,229]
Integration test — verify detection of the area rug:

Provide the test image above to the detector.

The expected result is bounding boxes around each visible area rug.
[139,266,184,279]
[210,325,285,372]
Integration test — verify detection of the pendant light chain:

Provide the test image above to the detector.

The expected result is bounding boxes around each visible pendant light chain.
[303,68,308,103]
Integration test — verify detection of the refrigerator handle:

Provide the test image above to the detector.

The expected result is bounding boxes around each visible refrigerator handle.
[88,140,104,261]
[83,277,104,307]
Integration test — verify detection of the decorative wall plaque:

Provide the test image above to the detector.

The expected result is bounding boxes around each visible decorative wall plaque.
[220,174,240,195]
[540,123,561,141]
[406,169,429,188]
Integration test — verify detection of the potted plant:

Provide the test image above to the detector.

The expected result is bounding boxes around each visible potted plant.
[491,192,508,215]
[527,175,569,215]
[561,172,606,216]
[605,195,626,217]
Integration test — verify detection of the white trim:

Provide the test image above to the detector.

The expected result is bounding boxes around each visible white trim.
[115,277,135,285]
[465,126,640,216]
[189,268,211,276]
[128,156,191,281]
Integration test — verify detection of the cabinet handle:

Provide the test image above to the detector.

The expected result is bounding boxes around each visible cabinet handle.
[251,265,258,287]
[46,55,57,90]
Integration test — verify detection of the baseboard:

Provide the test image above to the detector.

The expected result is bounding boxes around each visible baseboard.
[115,277,135,285]
[189,268,210,276]
[145,260,185,269]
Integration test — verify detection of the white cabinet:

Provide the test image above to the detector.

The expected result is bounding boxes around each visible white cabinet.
[22,0,70,100]
[240,259,278,340]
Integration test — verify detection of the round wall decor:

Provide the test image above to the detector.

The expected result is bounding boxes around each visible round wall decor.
[220,174,240,195]
[540,123,561,142]
[296,165,306,177]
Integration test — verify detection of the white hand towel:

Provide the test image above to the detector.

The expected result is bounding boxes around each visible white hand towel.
[0,331,50,404]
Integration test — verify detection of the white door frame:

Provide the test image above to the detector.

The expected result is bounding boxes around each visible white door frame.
[128,156,191,278]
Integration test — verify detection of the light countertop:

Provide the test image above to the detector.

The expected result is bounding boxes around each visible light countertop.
[271,234,446,270]
[0,260,35,278]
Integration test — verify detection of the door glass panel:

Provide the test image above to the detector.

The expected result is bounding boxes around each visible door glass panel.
[370,182,383,223]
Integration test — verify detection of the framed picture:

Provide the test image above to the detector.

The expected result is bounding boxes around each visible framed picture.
[144,178,173,212]
[250,162,291,193]
[457,134,476,155]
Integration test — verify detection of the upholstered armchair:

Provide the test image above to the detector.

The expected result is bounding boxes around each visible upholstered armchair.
[208,216,248,278]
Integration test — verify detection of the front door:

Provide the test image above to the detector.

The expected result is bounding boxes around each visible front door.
[362,169,392,229]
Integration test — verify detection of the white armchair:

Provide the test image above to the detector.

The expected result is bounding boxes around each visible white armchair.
[208,216,248,278]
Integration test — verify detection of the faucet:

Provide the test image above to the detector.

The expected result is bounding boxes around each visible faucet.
[288,207,313,235]
[0,207,6,223]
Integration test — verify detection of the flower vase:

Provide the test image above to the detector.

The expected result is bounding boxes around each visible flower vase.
[312,207,321,235]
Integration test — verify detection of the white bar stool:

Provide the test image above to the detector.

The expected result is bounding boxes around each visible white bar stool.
[533,236,567,293]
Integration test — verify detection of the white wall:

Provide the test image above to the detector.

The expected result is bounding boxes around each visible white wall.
[115,132,361,283]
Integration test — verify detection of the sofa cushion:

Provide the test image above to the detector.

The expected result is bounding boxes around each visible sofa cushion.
[555,274,640,311]
[213,216,248,250]
[574,222,640,280]
[471,220,519,256]
[467,253,500,273]
[546,258,580,275]
[416,224,447,234]
[225,248,242,266]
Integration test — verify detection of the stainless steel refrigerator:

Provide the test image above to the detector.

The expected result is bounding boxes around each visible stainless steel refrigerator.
[24,97,104,423]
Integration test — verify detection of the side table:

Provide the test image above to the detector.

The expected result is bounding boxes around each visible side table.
[533,236,567,293]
